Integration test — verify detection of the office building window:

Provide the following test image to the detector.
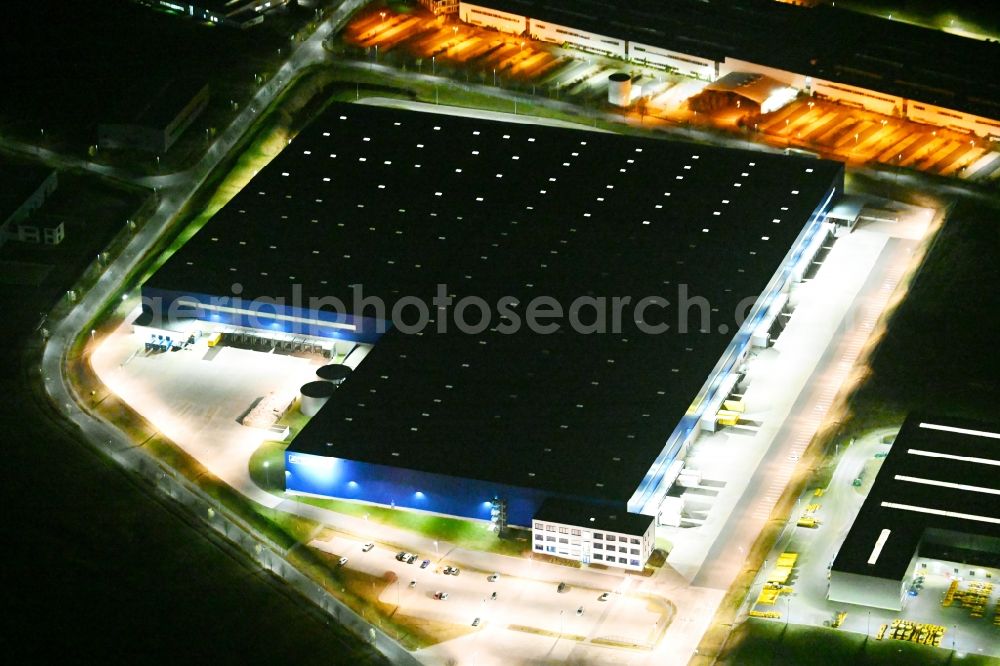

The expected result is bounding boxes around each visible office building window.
[607,535,616,542]
[558,526,569,534]
[593,533,603,540]
[571,529,581,536]
[594,553,603,560]
[534,533,543,541]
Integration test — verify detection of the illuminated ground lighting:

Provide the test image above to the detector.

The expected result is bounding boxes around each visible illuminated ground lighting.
[894,475,1000,496]
[880,502,1000,525]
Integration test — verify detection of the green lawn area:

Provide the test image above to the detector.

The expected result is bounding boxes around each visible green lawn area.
[720,620,1000,666]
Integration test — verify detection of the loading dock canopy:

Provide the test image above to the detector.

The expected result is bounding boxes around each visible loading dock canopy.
[701,72,798,113]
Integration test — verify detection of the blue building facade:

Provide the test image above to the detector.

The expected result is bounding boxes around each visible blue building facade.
[284,451,610,527]
[139,286,386,345]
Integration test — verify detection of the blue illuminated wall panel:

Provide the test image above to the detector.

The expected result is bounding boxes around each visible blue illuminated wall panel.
[284,451,603,526]
[139,286,385,344]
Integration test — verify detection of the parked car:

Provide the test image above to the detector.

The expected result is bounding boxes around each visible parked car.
[472,617,481,627]
[395,551,408,561]
[487,573,499,582]
[490,591,497,601]
[362,543,374,552]
[557,582,567,593]
[443,566,460,576]
[433,591,449,600]
[598,592,609,601]
[576,606,584,615]
[408,580,416,589]
[338,557,348,567]
[405,554,418,564]
[420,559,431,569]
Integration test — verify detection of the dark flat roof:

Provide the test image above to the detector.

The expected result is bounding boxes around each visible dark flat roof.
[148,101,842,501]
[832,415,1000,581]
[534,498,653,536]
[0,161,54,222]
[105,79,207,127]
[484,0,1000,121]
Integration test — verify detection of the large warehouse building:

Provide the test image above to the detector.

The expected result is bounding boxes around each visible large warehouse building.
[829,416,1000,610]
[143,102,843,569]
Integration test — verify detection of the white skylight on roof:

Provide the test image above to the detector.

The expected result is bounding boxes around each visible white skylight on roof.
[881,502,1000,525]
[919,422,1000,440]
[867,529,891,565]
[895,475,1000,496]
[906,448,1000,467]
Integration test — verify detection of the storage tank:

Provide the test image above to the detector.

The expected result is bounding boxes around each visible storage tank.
[300,380,336,417]
[608,72,632,107]
[316,363,352,386]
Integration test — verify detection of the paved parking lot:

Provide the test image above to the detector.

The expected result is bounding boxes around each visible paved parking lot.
[342,7,687,103]
[92,315,326,504]
[755,98,1000,182]
[312,534,669,651]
